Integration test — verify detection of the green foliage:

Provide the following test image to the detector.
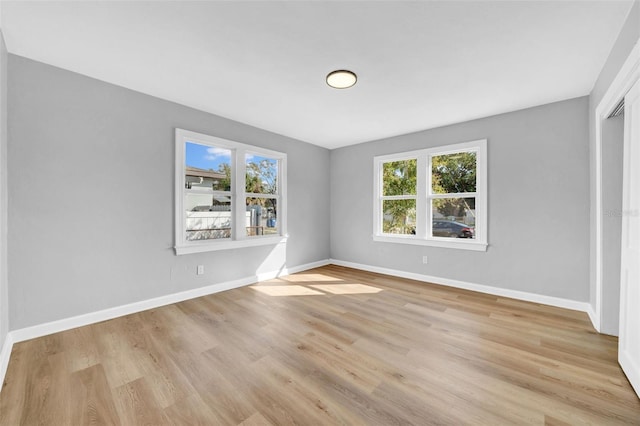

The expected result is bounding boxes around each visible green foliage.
[383,160,416,196]
[431,152,476,194]
[217,163,232,191]
[212,159,278,195]
[246,159,278,195]
[431,152,476,220]
[382,200,416,234]
[382,159,417,234]
[380,152,478,233]
[245,159,278,215]
[432,197,475,223]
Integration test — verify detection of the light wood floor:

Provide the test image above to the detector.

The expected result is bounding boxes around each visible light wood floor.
[1,265,639,425]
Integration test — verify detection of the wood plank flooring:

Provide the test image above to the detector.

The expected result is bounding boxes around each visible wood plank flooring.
[1,265,639,425]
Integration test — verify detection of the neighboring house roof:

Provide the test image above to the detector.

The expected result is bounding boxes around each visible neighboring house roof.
[185,166,226,180]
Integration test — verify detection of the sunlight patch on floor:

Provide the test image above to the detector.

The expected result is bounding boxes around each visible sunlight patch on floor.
[309,284,383,294]
[251,280,383,296]
[250,285,324,296]
[283,274,345,282]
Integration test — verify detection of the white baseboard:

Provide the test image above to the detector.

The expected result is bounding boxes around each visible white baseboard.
[9,258,330,345]
[0,332,13,387]
[255,259,330,281]
[329,259,592,314]
[587,304,600,332]
[619,349,640,399]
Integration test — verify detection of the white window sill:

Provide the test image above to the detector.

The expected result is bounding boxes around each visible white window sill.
[373,235,488,251]
[175,235,287,255]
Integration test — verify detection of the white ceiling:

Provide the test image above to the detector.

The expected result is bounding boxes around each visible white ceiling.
[0,1,634,149]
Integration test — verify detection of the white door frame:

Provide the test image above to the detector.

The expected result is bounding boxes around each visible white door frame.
[594,38,640,332]
[619,76,640,398]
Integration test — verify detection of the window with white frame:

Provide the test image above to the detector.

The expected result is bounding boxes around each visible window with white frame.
[379,157,417,235]
[373,139,487,251]
[175,129,287,255]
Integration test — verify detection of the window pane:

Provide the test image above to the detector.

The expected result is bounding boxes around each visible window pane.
[185,142,231,191]
[246,154,278,194]
[246,197,278,236]
[382,199,416,235]
[382,159,417,196]
[431,151,476,194]
[185,194,232,241]
[431,197,476,239]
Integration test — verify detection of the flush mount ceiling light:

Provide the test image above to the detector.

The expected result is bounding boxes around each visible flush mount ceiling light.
[326,70,357,89]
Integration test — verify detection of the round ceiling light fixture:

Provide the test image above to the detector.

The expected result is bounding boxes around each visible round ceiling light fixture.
[326,69,357,89]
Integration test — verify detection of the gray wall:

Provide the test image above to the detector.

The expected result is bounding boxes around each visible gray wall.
[8,55,330,330]
[331,97,590,301]
[589,0,639,335]
[0,31,8,348]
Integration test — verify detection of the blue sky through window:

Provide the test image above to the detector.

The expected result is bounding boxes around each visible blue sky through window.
[185,141,230,171]
[186,141,276,172]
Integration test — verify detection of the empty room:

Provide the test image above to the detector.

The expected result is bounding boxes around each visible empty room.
[0,0,639,424]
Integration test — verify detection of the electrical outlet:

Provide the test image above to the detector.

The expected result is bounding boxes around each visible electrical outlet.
[197,265,204,275]
[422,256,428,264]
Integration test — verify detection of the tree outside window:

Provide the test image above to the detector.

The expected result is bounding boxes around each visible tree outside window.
[381,159,417,234]
[431,151,476,227]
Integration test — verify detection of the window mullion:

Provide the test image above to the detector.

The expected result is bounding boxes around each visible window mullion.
[234,148,246,241]
[246,193,278,198]
[416,156,427,239]
[380,195,417,201]
[426,153,434,239]
[430,192,477,199]
[373,159,382,236]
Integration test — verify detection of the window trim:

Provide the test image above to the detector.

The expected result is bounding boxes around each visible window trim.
[174,128,287,255]
[373,139,487,251]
